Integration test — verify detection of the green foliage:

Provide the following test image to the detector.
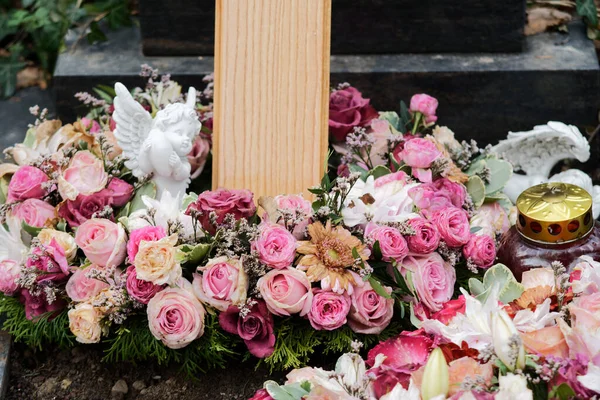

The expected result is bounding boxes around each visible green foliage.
[0,294,75,349]
[549,383,576,400]
[102,314,239,377]
[468,263,524,304]
[263,319,402,372]
[577,0,598,28]
[1,0,134,98]
[466,175,485,207]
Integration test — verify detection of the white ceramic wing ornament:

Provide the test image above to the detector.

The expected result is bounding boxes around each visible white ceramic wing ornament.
[492,121,600,218]
[112,82,201,201]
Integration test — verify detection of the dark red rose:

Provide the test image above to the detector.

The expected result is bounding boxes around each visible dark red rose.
[58,190,114,227]
[106,177,134,207]
[329,86,377,142]
[20,288,66,321]
[186,188,256,234]
[219,300,275,358]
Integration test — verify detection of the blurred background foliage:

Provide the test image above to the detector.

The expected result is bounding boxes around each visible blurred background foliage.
[0,0,135,98]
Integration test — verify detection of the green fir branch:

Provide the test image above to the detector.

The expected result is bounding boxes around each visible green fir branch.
[0,294,74,349]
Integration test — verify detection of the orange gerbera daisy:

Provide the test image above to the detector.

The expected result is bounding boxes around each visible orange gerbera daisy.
[296,220,369,291]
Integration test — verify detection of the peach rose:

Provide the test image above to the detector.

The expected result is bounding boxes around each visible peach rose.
[447,357,493,396]
[58,150,108,200]
[521,325,569,359]
[75,219,127,267]
[134,234,181,285]
[66,268,109,302]
[68,303,103,343]
[38,229,78,262]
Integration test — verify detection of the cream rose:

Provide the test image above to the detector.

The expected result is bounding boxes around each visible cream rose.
[68,303,103,344]
[134,234,181,285]
[38,228,78,262]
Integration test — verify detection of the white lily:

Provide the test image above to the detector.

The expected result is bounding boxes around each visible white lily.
[421,288,500,351]
[421,348,449,400]
[128,192,201,239]
[342,175,419,227]
[379,380,421,400]
[492,309,526,371]
[0,215,28,264]
[513,298,561,332]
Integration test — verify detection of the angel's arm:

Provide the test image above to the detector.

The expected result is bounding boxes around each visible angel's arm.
[137,141,154,175]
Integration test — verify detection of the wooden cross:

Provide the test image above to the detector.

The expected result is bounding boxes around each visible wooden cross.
[212,0,332,200]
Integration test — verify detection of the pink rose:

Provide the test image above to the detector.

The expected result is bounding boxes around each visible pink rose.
[431,208,471,247]
[58,190,114,227]
[307,289,351,330]
[186,188,256,234]
[257,267,312,316]
[398,138,442,169]
[273,194,312,239]
[328,86,378,142]
[127,226,167,262]
[399,253,456,312]
[75,219,126,267]
[12,198,55,228]
[409,94,439,123]
[66,267,109,302]
[188,136,211,179]
[405,217,440,254]
[219,300,276,358]
[249,389,273,400]
[463,234,496,268]
[348,281,394,334]
[26,239,70,283]
[409,179,466,219]
[147,286,206,349]
[106,178,134,207]
[7,165,48,203]
[192,256,248,312]
[20,288,65,320]
[364,223,408,262]
[125,265,165,304]
[59,150,108,198]
[0,260,21,295]
[252,224,296,269]
[80,117,101,134]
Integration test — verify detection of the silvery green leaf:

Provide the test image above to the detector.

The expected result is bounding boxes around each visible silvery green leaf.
[182,192,198,209]
[369,165,392,180]
[484,159,513,195]
[466,175,486,207]
[128,181,157,215]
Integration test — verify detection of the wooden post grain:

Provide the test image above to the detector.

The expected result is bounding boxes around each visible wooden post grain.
[213,0,331,199]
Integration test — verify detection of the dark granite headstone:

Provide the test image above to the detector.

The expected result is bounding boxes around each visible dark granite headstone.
[54,21,599,145]
[140,0,526,56]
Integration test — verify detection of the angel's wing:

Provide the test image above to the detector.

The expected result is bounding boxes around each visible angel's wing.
[113,82,154,177]
[491,121,590,179]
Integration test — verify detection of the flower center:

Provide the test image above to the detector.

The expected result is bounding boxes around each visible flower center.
[317,238,353,270]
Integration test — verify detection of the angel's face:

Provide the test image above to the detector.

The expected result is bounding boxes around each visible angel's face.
[168,120,195,155]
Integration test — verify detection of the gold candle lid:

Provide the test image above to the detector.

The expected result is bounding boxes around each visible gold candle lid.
[516,182,593,244]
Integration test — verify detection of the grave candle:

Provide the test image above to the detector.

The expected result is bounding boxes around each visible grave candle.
[212,0,332,200]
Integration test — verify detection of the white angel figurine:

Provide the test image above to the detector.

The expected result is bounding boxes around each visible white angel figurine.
[491,121,595,206]
[112,82,201,200]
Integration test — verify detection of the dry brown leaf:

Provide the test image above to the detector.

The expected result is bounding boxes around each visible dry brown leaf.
[525,7,572,36]
[16,66,48,90]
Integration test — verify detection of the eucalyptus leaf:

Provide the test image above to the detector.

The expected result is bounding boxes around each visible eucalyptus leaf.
[466,159,486,176]
[179,243,210,265]
[379,111,401,131]
[466,175,486,207]
[479,263,524,304]
[577,0,598,26]
[182,192,198,209]
[468,278,486,297]
[0,175,9,205]
[128,182,157,215]
[265,381,306,400]
[484,158,512,195]
[348,163,369,181]
[22,127,37,148]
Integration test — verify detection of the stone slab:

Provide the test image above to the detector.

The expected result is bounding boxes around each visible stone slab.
[54,21,599,145]
[0,87,56,152]
[0,332,10,399]
[140,0,526,55]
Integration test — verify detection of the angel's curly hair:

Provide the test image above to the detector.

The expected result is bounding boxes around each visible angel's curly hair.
[155,103,201,136]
